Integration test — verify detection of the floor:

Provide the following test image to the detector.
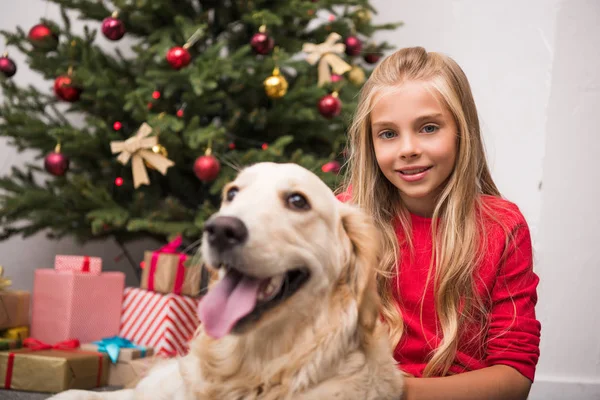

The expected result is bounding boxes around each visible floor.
[0,387,121,399]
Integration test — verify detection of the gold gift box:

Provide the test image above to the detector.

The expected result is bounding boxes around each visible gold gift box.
[0,348,109,393]
[140,251,203,297]
[0,291,30,330]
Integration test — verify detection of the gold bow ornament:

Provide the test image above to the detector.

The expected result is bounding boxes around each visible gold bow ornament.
[302,32,352,87]
[110,123,175,188]
[0,266,11,291]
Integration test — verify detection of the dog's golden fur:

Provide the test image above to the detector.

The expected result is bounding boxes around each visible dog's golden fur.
[49,162,403,400]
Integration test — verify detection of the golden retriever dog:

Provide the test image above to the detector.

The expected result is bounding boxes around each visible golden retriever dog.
[49,162,404,400]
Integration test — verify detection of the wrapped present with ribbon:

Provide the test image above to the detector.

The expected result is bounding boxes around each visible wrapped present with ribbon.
[119,287,201,357]
[0,338,109,393]
[110,122,175,189]
[0,338,21,351]
[80,336,153,364]
[0,267,30,331]
[302,32,352,87]
[31,269,125,344]
[80,336,155,387]
[140,235,203,297]
[1,326,29,341]
[54,255,102,275]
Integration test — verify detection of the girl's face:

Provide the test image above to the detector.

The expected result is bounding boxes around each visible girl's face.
[370,80,458,217]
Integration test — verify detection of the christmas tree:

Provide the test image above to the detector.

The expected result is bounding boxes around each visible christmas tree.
[0,1,401,273]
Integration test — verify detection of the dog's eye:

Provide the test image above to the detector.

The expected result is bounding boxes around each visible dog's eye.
[226,187,239,202]
[286,193,310,210]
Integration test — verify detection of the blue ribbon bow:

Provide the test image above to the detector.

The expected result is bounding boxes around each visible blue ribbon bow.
[92,336,147,364]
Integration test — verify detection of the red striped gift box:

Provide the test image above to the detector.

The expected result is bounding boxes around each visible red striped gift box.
[119,287,200,357]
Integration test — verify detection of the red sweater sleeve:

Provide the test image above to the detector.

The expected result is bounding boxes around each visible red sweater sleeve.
[485,219,541,382]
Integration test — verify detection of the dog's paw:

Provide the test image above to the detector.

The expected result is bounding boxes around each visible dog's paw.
[46,390,101,400]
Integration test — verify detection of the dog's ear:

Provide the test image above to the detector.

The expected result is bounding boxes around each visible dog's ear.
[339,203,381,333]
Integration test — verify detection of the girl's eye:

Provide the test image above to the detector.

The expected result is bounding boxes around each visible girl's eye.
[379,130,396,139]
[422,125,438,134]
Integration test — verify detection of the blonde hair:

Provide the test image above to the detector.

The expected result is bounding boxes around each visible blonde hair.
[340,47,504,377]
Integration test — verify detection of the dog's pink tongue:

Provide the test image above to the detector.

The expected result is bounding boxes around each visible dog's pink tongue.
[198,271,261,339]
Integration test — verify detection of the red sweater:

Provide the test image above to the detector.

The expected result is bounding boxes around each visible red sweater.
[338,193,541,382]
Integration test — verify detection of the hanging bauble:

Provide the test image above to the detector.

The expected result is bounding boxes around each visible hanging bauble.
[263,66,288,99]
[347,65,366,86]
[344,36,362,57]
[0,54,16,78]
[54,74,81,102]
[28,23,59,51]
[250,25,274,55]
[330,74,342,83]
[194,151,221,182]
[101,11,126,41]
[353,8,372,25]
[166,46,191,70]
[322,160,341,174]
[318,92,342,119]
[44,144,70,177]
[144,144,169,170]
[364,51,381,64]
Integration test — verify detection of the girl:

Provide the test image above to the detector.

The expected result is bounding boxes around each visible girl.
[337,47,541,400]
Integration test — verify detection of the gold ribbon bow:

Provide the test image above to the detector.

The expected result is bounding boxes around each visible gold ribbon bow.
[110,123,175,188]
[0,266,11,290]
[302,32,352,87]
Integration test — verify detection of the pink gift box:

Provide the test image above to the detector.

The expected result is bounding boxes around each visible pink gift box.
[119,287,200,357]
[54,255,102,275]
[31,269,125,344]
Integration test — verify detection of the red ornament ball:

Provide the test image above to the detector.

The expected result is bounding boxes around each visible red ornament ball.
[101,15,126,41]
[194,154,221,182]
[152,90,161,100]
[364,52,381,64]
[166,46,191,70]
[54,75,81,102]
[344,36,362,57]
[250,32,274,55]
[318,93,342,118]
[114,177,124,186]
[0,56,17,78]
[28,23,59,51]
[176,109,184,118]
[322,160,341,174]
[228,142,236,150]
[261,143,269,150]
[113,121,122,131]
[330,74,342,83]
[44,150,70,176]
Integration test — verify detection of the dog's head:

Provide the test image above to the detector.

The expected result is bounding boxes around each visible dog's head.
[198,162,380,339]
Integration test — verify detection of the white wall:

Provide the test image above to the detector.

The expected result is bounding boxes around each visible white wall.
[1,0,599,398]
[370,0,599,398]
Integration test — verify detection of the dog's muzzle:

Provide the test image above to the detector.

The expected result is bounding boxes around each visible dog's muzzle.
[203,215,248,253]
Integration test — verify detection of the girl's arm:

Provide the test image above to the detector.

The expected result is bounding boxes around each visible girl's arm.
[402,365,531,400]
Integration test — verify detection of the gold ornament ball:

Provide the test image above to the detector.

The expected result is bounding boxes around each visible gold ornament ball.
[144,144,168,170]
[264,67,288,99]
[354,8,372,24]
[348,65,366,86]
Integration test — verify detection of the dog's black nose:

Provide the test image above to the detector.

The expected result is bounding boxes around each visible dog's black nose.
[203,216,248,251]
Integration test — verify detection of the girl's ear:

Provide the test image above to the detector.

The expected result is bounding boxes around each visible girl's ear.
[339,203,381,332]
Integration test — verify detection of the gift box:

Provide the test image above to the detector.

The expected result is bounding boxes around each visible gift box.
[119,287,200,356]
[1,326,29,341]
[104,356,157,388]
[54,255,102,275]
[31,269,125,344]
[0,338,21,351]
[140,235,203,297]
[80,336,155,386]
[0,291,30,331]
[80,336,154,364]
[0,338,109,393]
